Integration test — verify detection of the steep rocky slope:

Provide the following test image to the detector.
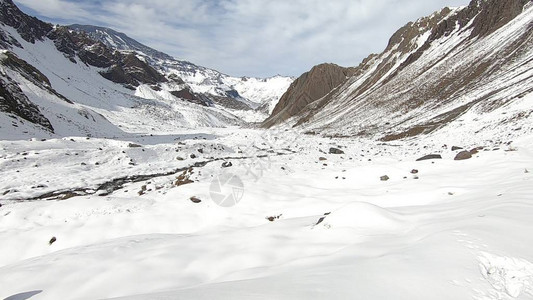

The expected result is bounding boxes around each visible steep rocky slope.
[263,63,354,127]
[265,0,533,140]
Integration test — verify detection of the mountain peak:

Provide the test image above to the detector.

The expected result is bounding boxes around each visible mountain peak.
[68,24,173,61]
[0,0,52,43]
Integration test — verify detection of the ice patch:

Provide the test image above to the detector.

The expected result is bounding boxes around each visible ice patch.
[478,252,533,298]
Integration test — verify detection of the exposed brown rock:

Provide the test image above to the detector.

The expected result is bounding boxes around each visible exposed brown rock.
[455,151,473,160]
[262,63,355,127]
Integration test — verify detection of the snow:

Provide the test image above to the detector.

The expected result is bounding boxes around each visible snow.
[1,124,533,299]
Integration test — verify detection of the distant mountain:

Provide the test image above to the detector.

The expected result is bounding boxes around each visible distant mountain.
[0,0,293,138]
[68,24,293,118]
[265,0,533,140]
[0,0,251,138]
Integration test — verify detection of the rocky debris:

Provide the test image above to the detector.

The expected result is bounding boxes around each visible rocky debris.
[190,196,202,204]
[175,169,194,186]
[128,143,142,148]
[455,151,473,160]
[190,154,197,159]
[315,212,331,226]
[266,214,282,222]
[138,185,148,196]
[222,161,233,168]
[380,175,390,181]
[319,157,327,161]
[48,236,57,245]
[197,149,204,154]
[176,157,185,161]
[451,146,463,151]
[411,169,419,174]
[329,147,345,155]
[416,154,442,161]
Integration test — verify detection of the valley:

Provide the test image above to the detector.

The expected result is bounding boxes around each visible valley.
[1,0,533,299]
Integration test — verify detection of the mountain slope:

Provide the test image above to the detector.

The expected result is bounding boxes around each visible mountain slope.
[265,0,533,141]
[0,0,246,139]
[68,24,293,119]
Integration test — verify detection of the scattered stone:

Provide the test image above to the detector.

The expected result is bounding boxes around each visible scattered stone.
[411,169,419,174]
[319,157,327,161]
[222,161,233,168]
[198,149,204,154]
[526,169,530,174]
[190,154,197,159]
[416,154,442,161]
[128,143,142,148]
[413,176,419,180]
[138,185,147,196]
[454,151,472,160]
[329,147,344,155]
[315,212,331,225]
[266,214,282,222]
[175,169,194,186]
[451,146,463,151]
[380,175,390,181]
[81,162,87,166]
[190,196,202,204]
[49,237,57,245]
[176,157,184,161]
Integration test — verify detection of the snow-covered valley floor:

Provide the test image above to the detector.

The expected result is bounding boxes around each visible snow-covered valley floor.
[1,127,533,300]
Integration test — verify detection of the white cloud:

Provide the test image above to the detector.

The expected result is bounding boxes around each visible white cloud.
[13,0,470,77]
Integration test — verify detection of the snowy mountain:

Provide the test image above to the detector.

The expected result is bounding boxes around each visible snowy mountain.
[0,0,292,139]
[68,24,294,118]
[265,0,533,141]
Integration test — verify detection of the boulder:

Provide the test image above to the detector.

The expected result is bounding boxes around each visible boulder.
[416,154,442,161]
[455,151,472,160]
[329,147,345,155]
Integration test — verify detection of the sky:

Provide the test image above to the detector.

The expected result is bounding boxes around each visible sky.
[13,0,470,78]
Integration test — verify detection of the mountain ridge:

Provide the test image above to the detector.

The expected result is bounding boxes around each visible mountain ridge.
[264,0,533,141]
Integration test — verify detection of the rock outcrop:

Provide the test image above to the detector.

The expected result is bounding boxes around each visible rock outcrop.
[262,63,354,127]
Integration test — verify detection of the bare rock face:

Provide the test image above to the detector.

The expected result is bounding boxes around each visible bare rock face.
[262,63,355,127]
[0,73,54,132]
[0,0,52,44]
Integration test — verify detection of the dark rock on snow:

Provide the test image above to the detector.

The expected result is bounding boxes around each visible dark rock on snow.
[416,154,442,161]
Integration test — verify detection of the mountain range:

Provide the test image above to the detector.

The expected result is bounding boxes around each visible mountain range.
[1,0,532,142]
[0,0,293,139]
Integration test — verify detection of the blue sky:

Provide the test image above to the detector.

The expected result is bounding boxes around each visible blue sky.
[14,0,469,78]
